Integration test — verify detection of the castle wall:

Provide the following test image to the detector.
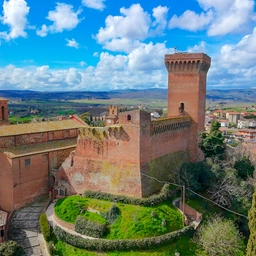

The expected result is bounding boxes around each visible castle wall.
[0,153,13,212]
[57,112,143,197]
[139,111,190,196]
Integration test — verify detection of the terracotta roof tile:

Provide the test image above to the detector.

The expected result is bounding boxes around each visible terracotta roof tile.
[0,138,77,158]
[0,120,85,137]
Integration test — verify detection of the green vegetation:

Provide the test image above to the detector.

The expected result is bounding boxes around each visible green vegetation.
[54,196,182,239]
[199,120,225,159]
[247,187,256,256]
[53,235,198,255]
[39,213,51,242]
[234,157,255,180]
[0,240,25,256]
[194,215,245,256]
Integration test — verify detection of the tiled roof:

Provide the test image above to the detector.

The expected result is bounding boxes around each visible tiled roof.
[0,97,8,101]
[0,210,7,227]
[0,120,85,137]
[0,138,77,158]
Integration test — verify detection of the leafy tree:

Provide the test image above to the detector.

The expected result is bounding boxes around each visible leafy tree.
[0,240,25,256]
[247,187,256,256]
[195,215,244,256]
[199,120,225,159]
[234,157,255,180]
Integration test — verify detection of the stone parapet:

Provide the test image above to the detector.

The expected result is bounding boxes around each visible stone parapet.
[150,116,191,136]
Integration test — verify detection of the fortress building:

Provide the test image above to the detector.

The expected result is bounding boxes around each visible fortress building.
[56,53,211,198]
[0,113,87,212]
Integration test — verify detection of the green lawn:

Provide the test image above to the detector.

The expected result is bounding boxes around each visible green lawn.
[54,196,183,239]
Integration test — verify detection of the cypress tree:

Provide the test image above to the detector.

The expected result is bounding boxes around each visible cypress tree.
[247,186,256,256]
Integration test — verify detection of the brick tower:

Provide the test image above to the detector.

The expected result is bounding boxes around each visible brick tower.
[165,53,211,161]
[0,98,9,126]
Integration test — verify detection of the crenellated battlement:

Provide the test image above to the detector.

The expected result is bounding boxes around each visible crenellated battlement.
[79,125,125,141]
[150,116,191,136]
[165,53,211,73]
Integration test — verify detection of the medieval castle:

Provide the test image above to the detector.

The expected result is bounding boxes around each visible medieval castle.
[0,52,211,214]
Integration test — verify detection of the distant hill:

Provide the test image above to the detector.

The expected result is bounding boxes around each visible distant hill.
[0,88,255,102]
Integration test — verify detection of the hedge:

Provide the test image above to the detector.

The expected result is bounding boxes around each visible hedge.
[84,184,177,206]
[75,216,107,238]
[39,213,51,242]
[54,224,195,251]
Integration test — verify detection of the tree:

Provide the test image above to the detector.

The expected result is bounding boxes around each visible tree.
[199,120,225,159]
[195,215,244,256]
[247,187,256,256]
[234,157,255,180]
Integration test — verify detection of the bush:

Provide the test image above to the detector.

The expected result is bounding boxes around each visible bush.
[101,204,120,224]
[0,240,25,256]
[39,213,51,242]
[75,216,107,238]
[47,241,56,255]
[84,184,176,206]
[54,224,195,251]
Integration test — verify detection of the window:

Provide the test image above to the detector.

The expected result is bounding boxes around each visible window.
[1,106,4,120]
[179,103,184,115]
[127,114,131,121]
[42,154,48,162]
[25,158,31,166]
[112,110,115,114]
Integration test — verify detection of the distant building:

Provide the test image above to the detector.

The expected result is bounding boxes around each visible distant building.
[228,112,241,124]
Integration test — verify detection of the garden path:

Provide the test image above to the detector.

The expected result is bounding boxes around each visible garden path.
[46,201,96,240]
[8,196,49,256]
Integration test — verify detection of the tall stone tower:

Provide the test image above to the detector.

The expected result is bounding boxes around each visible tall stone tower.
[0,98,9,126]
[165,53,211,161]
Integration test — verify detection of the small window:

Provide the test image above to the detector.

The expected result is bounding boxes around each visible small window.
[25,158,31,167]
[112,110,115,114]
[127,114,131,121]
[179,103,184,115]
[65,130,70,138]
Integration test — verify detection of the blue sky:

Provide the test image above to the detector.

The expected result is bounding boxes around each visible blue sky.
[0,0,256,91]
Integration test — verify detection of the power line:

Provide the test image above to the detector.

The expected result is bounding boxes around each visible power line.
[141,173,248,220]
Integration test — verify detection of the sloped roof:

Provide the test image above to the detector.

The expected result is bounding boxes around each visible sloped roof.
[0,138,77,158]
[0,119,85,137]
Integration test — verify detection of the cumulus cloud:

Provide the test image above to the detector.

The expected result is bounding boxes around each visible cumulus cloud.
[168,0,255,36]
[187,41,207,53]
[169,10,212,31]
[36,3,81,37]
[95,4,168,53]
[66,38,79,48]
[0,0,30,40]
[207,26,256,89]
[82,0,105,11]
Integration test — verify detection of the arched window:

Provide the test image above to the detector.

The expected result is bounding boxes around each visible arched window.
[1,106,4,120]
[127,114,131,121]
[179,103,184,115]
[112,110,115,114]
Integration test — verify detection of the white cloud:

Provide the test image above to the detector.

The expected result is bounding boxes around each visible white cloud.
[95,4,169,53]
[169,10,212,31]
[151,6,169,36]
[168,0,255,36]
[187,41,206,53]
[66,38,79,48]
[207,26,256,88]
[82,0,105,11]
[36,3,81,37]
[0,0,30,40]
[206,0,255,36]
[96,4,151,43]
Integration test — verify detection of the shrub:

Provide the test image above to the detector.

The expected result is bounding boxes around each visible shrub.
[39,213,51,242]
[0,240,25,256]
[101,204,120,224]
[47,241,56,255]
[84,184,176,206]
[75,216,107,238]
[54,224,195,251]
